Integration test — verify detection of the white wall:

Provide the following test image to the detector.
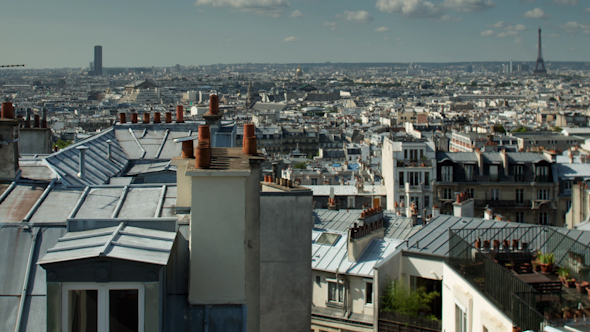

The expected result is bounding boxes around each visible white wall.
[442,264,512,332]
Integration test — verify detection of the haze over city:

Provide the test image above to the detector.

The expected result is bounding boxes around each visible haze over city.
[1,0,589,68]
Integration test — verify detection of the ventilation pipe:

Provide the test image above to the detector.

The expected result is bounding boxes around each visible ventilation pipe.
[106,140,113,161]
[76,145,89,179]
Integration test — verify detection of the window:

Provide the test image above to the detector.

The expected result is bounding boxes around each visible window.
[536,166,550,182]
[466,189,474,199]
[489,165,499,182]
[539,212,549,225]
[514,165,524,182]
[328,282,344,303]
[516,189,524,204]
[399,172,404,188]
[311,178,317,185]
[409,172,422,186]
[564,181,572,191]
[365,282,373,305]
[425,172,430,187]
[491,189,499,201]
[410,196,420,210]
[441,166,453,182]
[404,149,408,159]
[442,189,453,200]
[62,282,144,332]
[537,189,548,200]
[465,165,474,182]
[455,303,467,332]
[424,196,430,208]
[516,212,525,223]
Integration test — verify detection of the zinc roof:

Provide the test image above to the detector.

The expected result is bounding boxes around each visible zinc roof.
[38,224,176,266]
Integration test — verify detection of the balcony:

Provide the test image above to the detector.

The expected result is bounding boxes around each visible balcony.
[475,200,531,208]
[449,227,590,331]
[397,159,433,168]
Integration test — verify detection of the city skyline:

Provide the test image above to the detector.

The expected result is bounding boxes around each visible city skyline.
[1,0,589,69]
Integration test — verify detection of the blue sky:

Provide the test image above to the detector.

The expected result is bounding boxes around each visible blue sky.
[1,0,588,68]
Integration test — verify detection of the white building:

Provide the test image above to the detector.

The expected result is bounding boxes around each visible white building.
[382,135,436,216]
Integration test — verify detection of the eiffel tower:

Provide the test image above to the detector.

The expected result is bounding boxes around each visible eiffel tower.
[533,27,547,75]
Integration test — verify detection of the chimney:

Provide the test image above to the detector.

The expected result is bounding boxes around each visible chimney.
[24,108,31,128]
[154,112,161,123]
[0,102,20,180]
[347,220,385,261]
[143,112,150,124]
[500,148,508,176]
[41,108,47,128]
[432,205,440,218]
[243,124,257,156]
[106,139,113,161]
[119,112,126,124]
[209,95,219,115]
[453,192,474,218]
[165,112,172,123]
[569,148,574,164]
[483,206,493,220]
[475,147,484,175]
[76,145,89,179]
[33,114,40,128]
[131,113,138,123]
[176,105,184,123]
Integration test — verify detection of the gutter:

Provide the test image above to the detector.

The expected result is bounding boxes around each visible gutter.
[14,227,38,332]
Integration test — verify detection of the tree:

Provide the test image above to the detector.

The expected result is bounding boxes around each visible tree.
[493,124,506,134]
[294,161,307,169]
[53,139,72,150]
[511,127,528,133]
[381,279,440,319]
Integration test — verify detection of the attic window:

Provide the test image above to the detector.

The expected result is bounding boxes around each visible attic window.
[316,233,341,246]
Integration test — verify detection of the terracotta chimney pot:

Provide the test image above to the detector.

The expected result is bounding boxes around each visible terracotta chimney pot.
[131,113,138,123]
[176,105,184,123]
[154,112,161,123]
[209,95,219,115]
[1,102,13,119]
[143,113,150,124]
[119,113,126,124]
[181,140,194,158]
[165,112,172,123]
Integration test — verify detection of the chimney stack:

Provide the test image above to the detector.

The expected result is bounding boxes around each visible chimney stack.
[1,102,14,119]
[119,112,126,124]
[195,125,212,169]
[33,114,40,128]
[24,108,31,128]
[243,124,257,156]
[176,105,184,123]
[143,112,150,124]
[154,112,161,123]
[76,145,89,179]
[131,112,138,123]
[209,95,219,115]
[0,102,20,180]
[41,108,47,128]
[165,112,172,123]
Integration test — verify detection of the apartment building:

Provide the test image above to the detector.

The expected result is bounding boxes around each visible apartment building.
[435,149,559,225]
[382,135,436,217]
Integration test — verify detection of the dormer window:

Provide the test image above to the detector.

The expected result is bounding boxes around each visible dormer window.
[514,165,524,182]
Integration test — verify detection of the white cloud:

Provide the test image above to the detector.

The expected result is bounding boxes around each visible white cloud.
[514,24,527,31]
[584,7,590,13]
[437,14,462,22]
[375,26,390,32]
[323,21,336,30]
[383,36,390,40]
[489,21,506,28]
[496,30,519,38]
[336,10,373,23]
[443,0,495,12]
[194,0,290,16]
[523,7,550,19]
[480,29,495,36]
[283,36,300,42]
[560,21,581,31]
[553,0,578,5]
[289,10,303,17]
[376,0,443,18]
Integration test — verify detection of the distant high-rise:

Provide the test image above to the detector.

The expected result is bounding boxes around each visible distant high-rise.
[93,45,102,76]
[533,28,547,76]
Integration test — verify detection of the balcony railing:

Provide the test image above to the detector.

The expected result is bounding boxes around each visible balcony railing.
[474,200,531,208]
[397,159,433,167]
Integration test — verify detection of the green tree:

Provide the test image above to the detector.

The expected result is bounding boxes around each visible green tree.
[381,279,440,319]
[53,139,72,150]
[511,127,528,133]
[294,161,307,169]
[493,125,506,134]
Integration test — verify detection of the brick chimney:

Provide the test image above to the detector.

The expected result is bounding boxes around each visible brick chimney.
[0,102,20,181]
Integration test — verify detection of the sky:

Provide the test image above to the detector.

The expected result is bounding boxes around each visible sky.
[1,0,589,68]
